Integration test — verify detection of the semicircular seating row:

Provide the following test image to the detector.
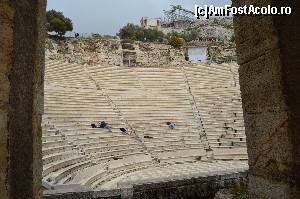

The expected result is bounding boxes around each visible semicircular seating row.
[42,60,247,189]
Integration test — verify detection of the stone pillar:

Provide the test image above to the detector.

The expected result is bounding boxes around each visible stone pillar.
[0,1,46,199]
[233,0,300,198]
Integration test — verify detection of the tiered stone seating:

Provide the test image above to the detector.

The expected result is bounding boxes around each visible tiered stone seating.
[184,63,247,160]
[42,125,92,185]
[134,68,207,161]
[45,60,96,89]
[87,65,207,162]
[43,61,155,185]
[43,60,247,189]
[70,154,154,188]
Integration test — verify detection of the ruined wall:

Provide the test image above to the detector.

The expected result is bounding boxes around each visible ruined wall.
[141,17,161,29]
[46,38,123,66]
[135,42,186,67]
[0,1,46,199]
[43,172,247,199]
[233,0,300,198]
[208,42,237,63]
[46,38,186,67]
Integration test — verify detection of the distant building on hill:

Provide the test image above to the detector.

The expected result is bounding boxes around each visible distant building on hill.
[140,17,161,30]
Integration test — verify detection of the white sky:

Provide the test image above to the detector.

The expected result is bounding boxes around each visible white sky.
[47,0,232,35]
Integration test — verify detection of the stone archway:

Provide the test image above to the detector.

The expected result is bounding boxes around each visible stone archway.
[0,0,299,199]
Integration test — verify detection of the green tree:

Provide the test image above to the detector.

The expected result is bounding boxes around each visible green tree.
[117,23,165,42]
[183,29,199,42]
[117,23,141,40]
[168,36,185,48]
[46,10,73,37]
[144,29,165,42]
[167,30,199,43]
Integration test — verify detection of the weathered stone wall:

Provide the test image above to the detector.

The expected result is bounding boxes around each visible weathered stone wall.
[0,1,46,199]
[0,2,14,198]
[46,38,123,66]
[43,171,248,199]
[233,0,300,198]
[46,38,187,67]
[135,42,186,67]
[208,42,237,64]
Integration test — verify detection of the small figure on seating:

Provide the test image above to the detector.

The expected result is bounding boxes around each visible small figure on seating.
[120,128,128,134]
[104,123,112,132]
[105,123,112,129]
[99,121,107,128]
[91,123,97,128]
[169,123,176,129]
[166,122,176,129]
[98,121,112,131]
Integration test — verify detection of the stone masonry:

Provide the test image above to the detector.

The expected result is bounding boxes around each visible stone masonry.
[46,38,187,67]
[233,0,300,198]
[0,1,46,199]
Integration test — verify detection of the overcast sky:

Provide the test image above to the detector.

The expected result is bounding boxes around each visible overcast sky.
[47,0,231,35]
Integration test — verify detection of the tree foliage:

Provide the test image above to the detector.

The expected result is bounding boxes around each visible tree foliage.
[163,5,195,24]
[168,35,185,48]
[167,30,198,43]
[46,10,73,37]
[117,23,165,42]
